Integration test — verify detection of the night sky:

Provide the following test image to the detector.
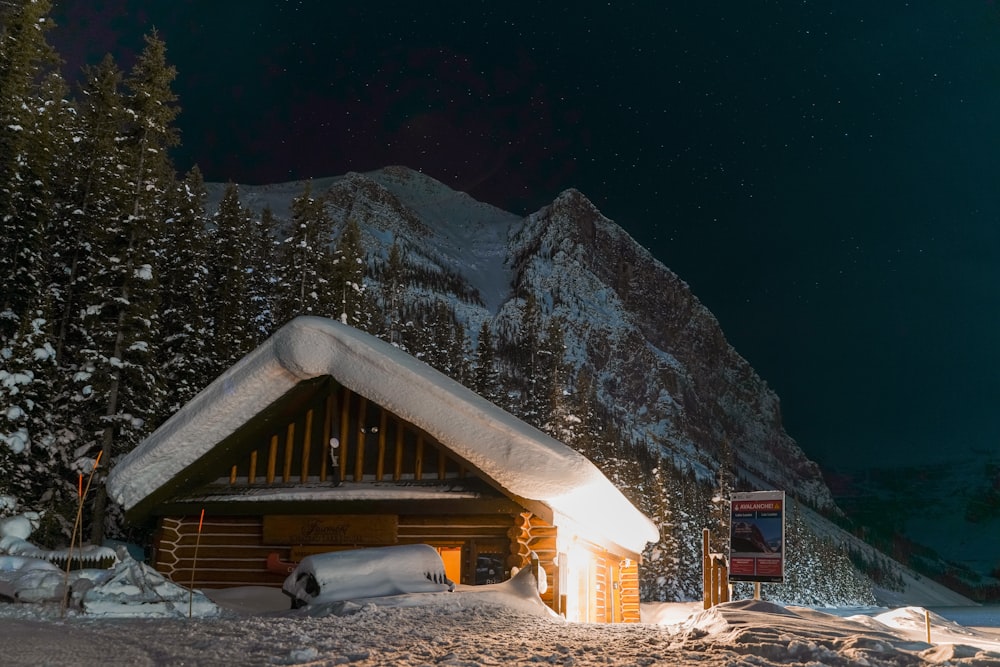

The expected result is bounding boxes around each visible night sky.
[48,2,1000,474]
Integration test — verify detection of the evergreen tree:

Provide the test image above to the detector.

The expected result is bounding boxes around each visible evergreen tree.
[53,55,127,366]
[473,319,501,404]
[564,364,600,458]
[247,206,277,341]
[538,316,569,437]
[158,167,213,415]
[0,310,73,531]
[0,0,60,339]
[517,293,543,425]
[82,31,180,542]
[381,240,406,345]
[329,217,370,328]
[448,318,472,384]
[273,182,336,325]
[209,182,259,369]
[708,437,737,556]
[424,300,454,373]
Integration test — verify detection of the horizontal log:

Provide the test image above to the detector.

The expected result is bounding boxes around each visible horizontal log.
[158,544,281,557]
[158,534,269,549]
[400,515,514,528]
[156,555,282,572]
[398,529,509,540]
[161,520,264,535]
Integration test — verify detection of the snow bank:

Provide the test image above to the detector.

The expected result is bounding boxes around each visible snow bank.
[78,549,220,618]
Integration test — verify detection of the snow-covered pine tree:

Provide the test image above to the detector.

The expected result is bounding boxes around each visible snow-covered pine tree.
[273,182,337,325]
[52,55,125,368]
[0,310,74,541]
[515,292,543,426]
[540,316,573,442]
[209,182,260,370]
[472,319,502,405]
[158,167,213,415]
[380,240,406,346]
[423,300,455,373]
[82,31,179,542]
[708,437,737,557]
[0,0,59,340]
[0,0,79,528]
[329,217,373,329]
[247,206,277,342]
[447,318,472,385]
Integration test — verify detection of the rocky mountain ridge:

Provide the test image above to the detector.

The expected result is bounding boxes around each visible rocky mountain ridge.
[214,166,834,509]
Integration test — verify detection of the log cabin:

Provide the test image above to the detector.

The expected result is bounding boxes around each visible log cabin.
[106,316,658,623]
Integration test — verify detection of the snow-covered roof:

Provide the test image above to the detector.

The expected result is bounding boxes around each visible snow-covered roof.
[107,316,658,554]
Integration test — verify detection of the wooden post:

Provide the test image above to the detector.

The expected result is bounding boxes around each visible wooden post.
[339,386,350,482]
[300,408,313,482]
[710,557,721,607]
[282,422,295,482]
[702,528,711,609]
[248,450,257,485]
[925,609,932,644]
[375,408,387,481]
[719,558,730,603]
[753,581,761,600]
[320,393,334,482]
[355,397,367,481]
[266,434,278,484]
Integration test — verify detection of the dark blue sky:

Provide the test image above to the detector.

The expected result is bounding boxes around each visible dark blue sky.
[49,1,1000,472]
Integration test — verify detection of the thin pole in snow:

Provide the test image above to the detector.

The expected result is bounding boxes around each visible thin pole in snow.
[61,451,103,617]
[188,509,205,618]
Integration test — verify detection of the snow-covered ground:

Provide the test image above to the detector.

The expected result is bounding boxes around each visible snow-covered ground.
[2,553,999,666]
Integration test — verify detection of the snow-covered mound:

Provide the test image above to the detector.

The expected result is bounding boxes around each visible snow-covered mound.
[78,549,220,618]
[675,599,1000,665]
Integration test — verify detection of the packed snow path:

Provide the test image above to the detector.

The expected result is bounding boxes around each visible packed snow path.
[2,598,999,666]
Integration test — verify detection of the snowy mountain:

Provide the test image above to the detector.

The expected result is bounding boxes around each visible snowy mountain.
[212,166,831,504]
[204,166,970,606]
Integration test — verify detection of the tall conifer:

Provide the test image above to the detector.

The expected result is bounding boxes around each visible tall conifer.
[158,167,213,415]
[84,31,180,541]
[209,182,258,369]
[0,0,59,338]
[274,183,336,324]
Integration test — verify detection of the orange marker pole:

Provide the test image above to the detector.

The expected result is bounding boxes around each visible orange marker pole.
[189,509,206,618]
[62,452,103,617]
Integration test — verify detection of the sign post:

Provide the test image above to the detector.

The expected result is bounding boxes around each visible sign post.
[728,490,785,588]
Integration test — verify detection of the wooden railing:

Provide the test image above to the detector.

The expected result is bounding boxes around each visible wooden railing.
[224,384,468,486]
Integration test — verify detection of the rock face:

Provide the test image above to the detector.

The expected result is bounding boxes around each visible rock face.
[210,166,836,512]
[506,188,835,510]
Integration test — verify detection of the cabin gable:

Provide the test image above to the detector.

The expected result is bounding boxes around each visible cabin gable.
[133,376,543,523]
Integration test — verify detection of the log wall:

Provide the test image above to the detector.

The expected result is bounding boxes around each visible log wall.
[154,513,515,589]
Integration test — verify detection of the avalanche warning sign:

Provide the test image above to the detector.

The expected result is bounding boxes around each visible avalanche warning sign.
[728,490,785,583]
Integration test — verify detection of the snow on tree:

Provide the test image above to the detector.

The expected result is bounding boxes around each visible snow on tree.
[158,167,214,414]
[273,182,337,325]
[208,182,263,369]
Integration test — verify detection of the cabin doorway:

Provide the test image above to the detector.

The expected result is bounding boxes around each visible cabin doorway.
[436,546,462,584]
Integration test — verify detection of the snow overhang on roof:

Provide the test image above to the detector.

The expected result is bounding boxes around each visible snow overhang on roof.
[106,316,659,554]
